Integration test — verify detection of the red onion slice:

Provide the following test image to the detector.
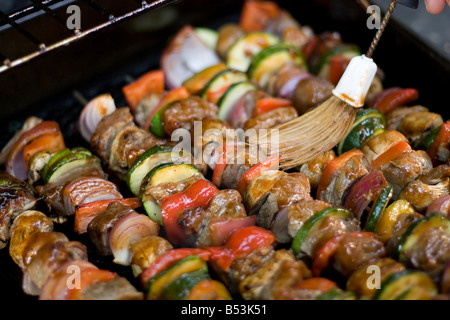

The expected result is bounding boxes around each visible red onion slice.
[79,94,116,142]
[109,211,160,266]
[426,195,450,218]
[343,170,388,221]
[271,207,290,243]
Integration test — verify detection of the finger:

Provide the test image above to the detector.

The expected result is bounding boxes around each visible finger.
[425,0,446,14]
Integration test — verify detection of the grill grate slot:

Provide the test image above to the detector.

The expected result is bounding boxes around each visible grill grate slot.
[0,0,177,74]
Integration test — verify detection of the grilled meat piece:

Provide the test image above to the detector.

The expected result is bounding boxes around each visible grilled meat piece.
[382,150,433,199]
[333,233,386,278]
[90,107,135,164]
[386,105,429,131]
[87,202,135,256]
[319,154,368,206]
[243,106,298,131]
[260,259,312,300]
[245,171,311,228]
[74,276,143,300]
[386,211,424,255]
[398,111,443,148]
[23,235,87,295]
[362,130,409,164]
[229,90,270,128]
[399,165,450,212]
[215,23,245,60]
[130,236,173,277]
[9,210,53,269]
[291,76,333,115]
[163,96,218,136]
[299,149,336,190]
[109,125,164,179]
[0,173,37,248]
[238,249,298,300]
[271,198,332,243]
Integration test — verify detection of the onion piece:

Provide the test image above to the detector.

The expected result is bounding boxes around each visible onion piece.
[109,211,160,266]
[6,121,62,180]
[276,69,311,99]
[63,177,123,216]
[161,25,220,89]
[270,207,290,243]
[39,260,96,300]
[343,170,389,221]
[426,195,450,218]
[78,94,116,142]
[206,216,257,247]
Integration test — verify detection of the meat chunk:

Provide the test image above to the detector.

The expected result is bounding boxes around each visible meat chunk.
[319,154,368,206]
[0,173,37,249]
[386,105,429,131]
[362,130,408,164]
[229,90,270,128]
[402,225,450,277]
[382,150,433,199]
[215,23,245,60]
[243,106,298,131]
[245,171,311,228]
[398,111,443,148]
[333,233,386,278]
[90,107,135,164]
[23,236,87,295]
[130,236,173,277]
[9,210,53,269]
[260,259,312,300]
[109,125,164,178]
[299,149,335,190]
[237,249,297,300]
[291,76,333,115]
[299,214,360,259]
[74,276,143,300]
[87,202,135,256]
[386,211,423,255]
[163,96,218,136]
[399,165,450,212]
[308,31,342,71]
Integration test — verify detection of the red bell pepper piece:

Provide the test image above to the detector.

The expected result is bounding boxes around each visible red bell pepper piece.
[427,121,450,166]
[239,0,281,32]
[369,87,419,114]
[74,198,142,234]
[122,69,165,113]
[236,155,280,195]
[160,179,219,245]
[207,226,276,272]
[140,248,211,287]
[295,277,338,292]
[311,232,377,276]
[143,86,190,130]
[316,149,364,199]
[252,98,293,117]
[67,268,117,300]
[328,55,350,86]
[369,141,412,171]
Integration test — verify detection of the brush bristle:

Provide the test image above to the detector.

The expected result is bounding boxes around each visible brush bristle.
[250,95,357,170]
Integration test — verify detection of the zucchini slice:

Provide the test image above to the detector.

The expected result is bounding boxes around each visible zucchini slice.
[315,44,360,77]
[316,288,357,300]
[182,63,227,95]
[365,184,393,232]
[217,81,258,121]
[226,32,279,72]
[337,108,386,155]
[145,255,209,300]
[44,149,99,184]
[373,270,437,300]
[194,27,219,51]
[126,145,191,196]
[374,200,415,243]
[395,212,450,262]
[139,162,203,225]
[291,207,353,256]
[201,68,247,102]
[159,269,210,300]
[248,43,307,90]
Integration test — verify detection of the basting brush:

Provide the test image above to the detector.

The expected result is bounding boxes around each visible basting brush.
[251,0,418,170]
